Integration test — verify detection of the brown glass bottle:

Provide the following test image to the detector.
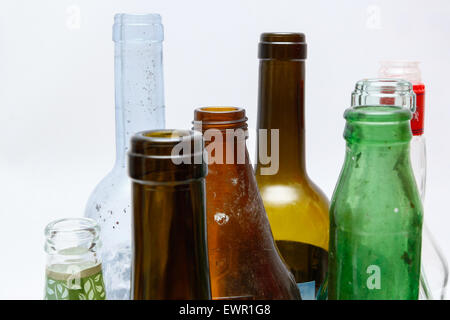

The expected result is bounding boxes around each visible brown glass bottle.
[128,129,211,300]
[255,33,329,300]
[193,107,301,300]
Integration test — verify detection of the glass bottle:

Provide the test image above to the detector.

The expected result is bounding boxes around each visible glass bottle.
[193,107,300,300]
[379,61,448,299]
[44,218,106,300]
[379,61,426,195]
[128,129,211,300]
[329,79,423,300]
[254,33,329,300]
[84,13,165,300]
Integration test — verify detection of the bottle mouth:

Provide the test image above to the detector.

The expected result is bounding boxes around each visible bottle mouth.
[113,13,164,42]
[128,129,207,182]
[45,218,100,254]
[114,13,161,24]
[379,60,422,84]
[193,106,248,131]
[351,78,416,113]
[258,32,307,60]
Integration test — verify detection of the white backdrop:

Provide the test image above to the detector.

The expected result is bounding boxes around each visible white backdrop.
[0,0,449,299]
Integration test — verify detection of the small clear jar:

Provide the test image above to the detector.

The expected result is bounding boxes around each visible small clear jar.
[44,218,106,300]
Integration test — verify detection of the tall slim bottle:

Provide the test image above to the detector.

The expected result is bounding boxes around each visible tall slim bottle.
[379,61,448,299]
[193,107,300,300]
[84,14,165,299]
[255,33,329,300]
[128,130,211,300]
[329,79,423,299]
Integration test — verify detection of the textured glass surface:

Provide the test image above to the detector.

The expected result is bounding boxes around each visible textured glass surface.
[84,13,165,300]
[328,79,423,300]
[329,93,423,299]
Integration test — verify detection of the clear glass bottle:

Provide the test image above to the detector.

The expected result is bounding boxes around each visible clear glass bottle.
[84,13,165,300]
[44,218,106,300]
[379,61,448,299]
[379,61,425,196]
[329,79,423,299]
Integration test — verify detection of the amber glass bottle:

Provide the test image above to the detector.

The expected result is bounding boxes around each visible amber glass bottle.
[193,107,300,300]
[128,129,211,300]
[255,33,329,300]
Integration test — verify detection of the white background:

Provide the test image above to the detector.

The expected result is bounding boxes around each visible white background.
[0,0,449,299]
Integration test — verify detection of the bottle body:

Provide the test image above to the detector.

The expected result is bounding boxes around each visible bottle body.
[129,130,211,300]
[329,80,423,300]
[44,218,106,300]
[255,33,329,299]
[329,130,422,299]
[194,107,300,300]
[84,13,165,300]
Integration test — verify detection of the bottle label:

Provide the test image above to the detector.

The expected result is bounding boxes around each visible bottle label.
[411,84,425,136]
[45,264,106,300]
[297,281,316,300]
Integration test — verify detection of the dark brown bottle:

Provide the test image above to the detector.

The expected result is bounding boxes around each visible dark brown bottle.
[128,129,211,300]
[193,107,301,300]
[255,33,329,299]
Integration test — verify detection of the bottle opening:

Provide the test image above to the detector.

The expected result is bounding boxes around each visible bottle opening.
[258,32,307,60]
[351,78,416,113]
[143,129,189,140]
[200,107,240,112]
[193,106,248,130]
[113,13,164,42]
[260,32,306,43]
[129,129,206,182]
[45,218,100,254]
[379,60,421,84]
[45,218,99,237]
[114,13,161,25]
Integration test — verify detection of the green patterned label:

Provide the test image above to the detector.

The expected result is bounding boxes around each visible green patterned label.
[45,264,106,300]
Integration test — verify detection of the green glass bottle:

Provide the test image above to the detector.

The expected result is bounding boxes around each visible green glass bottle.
[328,79,423,300]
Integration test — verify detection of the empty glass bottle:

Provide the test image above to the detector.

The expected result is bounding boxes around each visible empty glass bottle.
[379,61,449,299]
[193,107,300,300]
[44,218,106,300]
[84,13,165,299]
[255,33,329,300]
[328,79,423,300]
[128,130,211,300]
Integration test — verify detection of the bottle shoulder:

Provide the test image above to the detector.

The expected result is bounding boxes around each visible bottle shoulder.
[84,167,131,224]
[257,175,329,210]
[330,180,423,232]
[257,176,329,251]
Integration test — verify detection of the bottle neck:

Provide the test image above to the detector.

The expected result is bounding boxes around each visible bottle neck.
[114,41,165,168]
[256,59,306,178]
[344,119,413,171]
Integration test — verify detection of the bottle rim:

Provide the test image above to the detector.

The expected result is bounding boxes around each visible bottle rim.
[113,13,164,42]
[44,218,100,254]
[193,106,248,130]
[351,78,416,113]
[45,218,99,237]
[128,129,207,182]
[258,32,307,60]
[114,13,162,25]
